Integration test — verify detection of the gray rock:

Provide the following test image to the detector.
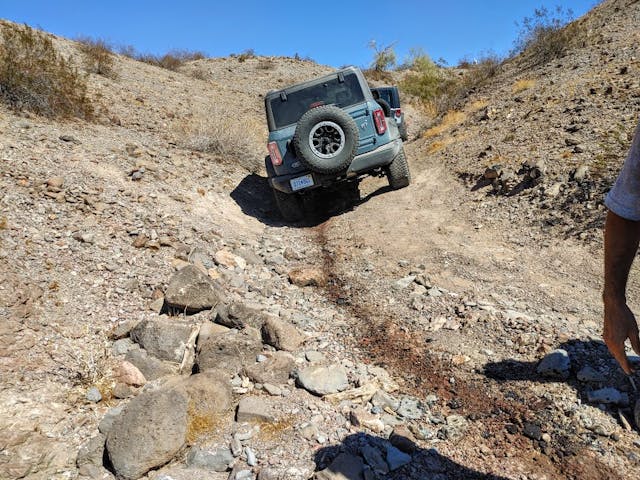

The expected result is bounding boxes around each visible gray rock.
[305,351,325,363]
[261,315,304,351]
[443,414,468,441]
[315,453,364,480]
[112,338,134,356]
[125,345,177,380]
[105,372,231,480]
[197,327,262,375]
[393,275,416,290]
[236,396,275,423]
[186,447,234,472]
[577,366,606,383]
[215,301,266,329]
[231,437,243,457]
[587,387,629,406]
[76,433,106,467]
[106,387,189,480]
[536,349,570,379]
[361,444,388,475]
[235,469,255,480]
[244,351,295,385]
[98,406,124,435]
[130,319,193,363]
[86,387,102,403]
[371,390,399,412]
[397,397,424,420]
[244,446,257,467]
[572,165,589,182]
[385,445,411,471]
[165,264,223,313]
[296,364,349,396]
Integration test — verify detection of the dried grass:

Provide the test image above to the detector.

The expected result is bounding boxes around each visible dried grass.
[175,104,263,172]
[512,79,536,93]
[423,110,467,139]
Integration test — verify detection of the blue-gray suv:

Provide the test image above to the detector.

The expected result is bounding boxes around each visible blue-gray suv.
[264,66,410,221]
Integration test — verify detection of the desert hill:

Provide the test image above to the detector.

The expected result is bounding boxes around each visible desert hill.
[2,1,640,479]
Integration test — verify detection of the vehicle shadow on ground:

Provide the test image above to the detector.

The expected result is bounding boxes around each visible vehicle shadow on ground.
[230,173,391,227]
[483,339,637,427]
[312,432,509,479]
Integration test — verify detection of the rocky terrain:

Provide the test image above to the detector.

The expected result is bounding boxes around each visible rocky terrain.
[2,1,640,479]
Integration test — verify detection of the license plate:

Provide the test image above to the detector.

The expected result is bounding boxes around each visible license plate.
[290,174,314,191]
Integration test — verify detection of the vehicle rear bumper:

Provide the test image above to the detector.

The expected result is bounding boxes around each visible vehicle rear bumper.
[269,139,402,194]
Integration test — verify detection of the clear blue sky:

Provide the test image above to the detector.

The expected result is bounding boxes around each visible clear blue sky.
[1,0,599,67]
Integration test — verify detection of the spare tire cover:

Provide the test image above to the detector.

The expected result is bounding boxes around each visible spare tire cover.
[293,105,359,174]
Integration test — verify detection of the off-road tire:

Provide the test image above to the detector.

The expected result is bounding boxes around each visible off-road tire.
[376,98,392,117]
[273,188,304,222]
[399,121,408,141]
[386,148,411,189]
[293,105,359,175]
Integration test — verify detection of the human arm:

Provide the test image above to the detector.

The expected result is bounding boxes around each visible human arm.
[603,209,640,373]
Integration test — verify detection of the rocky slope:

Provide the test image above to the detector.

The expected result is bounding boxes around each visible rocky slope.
[2,1,640,479]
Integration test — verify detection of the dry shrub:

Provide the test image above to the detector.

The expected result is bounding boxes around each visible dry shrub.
[119,46,205,71]
[0,22,93,119]
[423,110,466,138]
[257,59,275,70]
[76,36,116,77]
[512,79,536,93]
[511,6,582,67]
[236,48,256,63]
[176,104,263,172]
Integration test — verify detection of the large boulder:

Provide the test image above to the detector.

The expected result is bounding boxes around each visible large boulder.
[106,386,189,480]
[105,371,232,480]
[196,327,262,375]
[130,319,193,363]
[165,265,223,313]
[125,345,177,380]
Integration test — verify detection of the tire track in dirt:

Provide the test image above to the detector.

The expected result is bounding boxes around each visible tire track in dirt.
[311,218,625,480]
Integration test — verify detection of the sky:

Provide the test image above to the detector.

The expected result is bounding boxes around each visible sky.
[1,0,600,68]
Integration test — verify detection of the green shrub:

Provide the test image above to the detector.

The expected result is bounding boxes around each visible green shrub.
[402,49,502,115]
[76,36,116,77]
[511,6,577,66]
[0,22,93,119]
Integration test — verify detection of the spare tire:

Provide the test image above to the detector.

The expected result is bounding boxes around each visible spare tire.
[375,98,391,117]
[293,105,359,174]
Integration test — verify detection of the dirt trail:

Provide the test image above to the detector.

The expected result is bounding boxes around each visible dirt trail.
[279,142,640,478]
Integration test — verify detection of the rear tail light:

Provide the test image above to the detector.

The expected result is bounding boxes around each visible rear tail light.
[394,108,402,118]
[373,109,387,135]
[267,141,283,166]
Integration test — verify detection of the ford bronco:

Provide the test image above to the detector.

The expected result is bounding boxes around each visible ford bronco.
[264,66,410,221]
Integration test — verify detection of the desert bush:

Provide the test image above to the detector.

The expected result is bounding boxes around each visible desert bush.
[0,22,93,119]
[402,50,502,115]
[511,6,577,66]
[118,45,205,71]
[368,40,396,72]
[176,105,263,172]
[76,36,116,77]
[237,48,256,63]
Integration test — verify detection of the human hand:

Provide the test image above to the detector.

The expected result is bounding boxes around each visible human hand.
[603,297,640,374]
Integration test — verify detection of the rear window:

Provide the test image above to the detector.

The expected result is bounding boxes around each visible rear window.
[372,88,395,107]
[269,73,365,129]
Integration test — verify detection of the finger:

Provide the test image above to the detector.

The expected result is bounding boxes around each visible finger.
[607,339,634,374]
[629,328,640,357]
